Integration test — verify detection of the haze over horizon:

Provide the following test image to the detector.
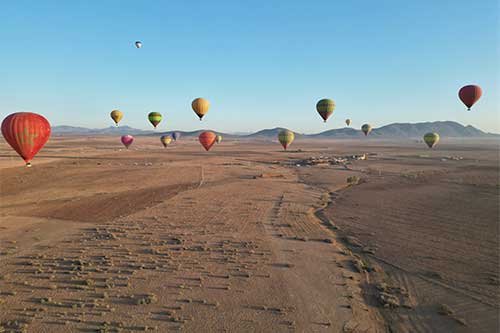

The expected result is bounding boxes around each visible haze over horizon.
[1,0,498,133]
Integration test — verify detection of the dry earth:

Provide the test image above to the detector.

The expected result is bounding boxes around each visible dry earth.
[0,136,498,333]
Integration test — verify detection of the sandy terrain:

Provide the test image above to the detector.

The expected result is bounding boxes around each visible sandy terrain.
[0,136,498,332]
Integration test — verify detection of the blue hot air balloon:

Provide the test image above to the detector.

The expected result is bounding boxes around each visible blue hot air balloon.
[172,132,181,141]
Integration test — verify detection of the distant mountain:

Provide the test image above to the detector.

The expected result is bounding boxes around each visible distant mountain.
[313,121,497,138]
[52,126,153,136]
[245,128,306,139]
[52,122,498,138]
[368,121,491,138]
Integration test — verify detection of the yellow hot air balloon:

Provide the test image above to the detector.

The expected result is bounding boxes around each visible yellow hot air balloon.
[161,135,173,148]
[278,129,294,150]
[423,133,439,148]
[345,119,351,126]
[316,99,335,122]
[192,98,210,120]
[110,110,123,126]
[215,135,222,144]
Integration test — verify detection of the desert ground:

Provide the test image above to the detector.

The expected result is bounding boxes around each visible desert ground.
[0,136,498,333]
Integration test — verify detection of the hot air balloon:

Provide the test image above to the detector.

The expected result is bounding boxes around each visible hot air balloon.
[458,85,482,110]
[278,129,294,150]
[135,41,142,48]
[1,112,51,167]
[148,112,162,128]
[161,135,172,148]
[172,132,180,141]
[361,124,372,136]
[192,98,210,120]
[110,110,123,126]
[316,99,335,122]
[121,135,134,148]
[345,119,351,126]
[199,131,216,151]
[215,135,222,144]
[423,133,439,148]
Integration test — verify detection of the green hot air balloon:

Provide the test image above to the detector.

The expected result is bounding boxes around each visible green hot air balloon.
[278,129,295,150]
[148,112,162,128]
[423,132,440,148]
[316,99,335,122]
[361,124,372,136]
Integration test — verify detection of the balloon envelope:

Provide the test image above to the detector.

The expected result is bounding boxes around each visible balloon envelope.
[424,132,439,148]
[199,131,216,151]
[148,112,162,128]
[110,110,123,126]
[192,98,210,120]
[361,124,372,136]
[278,129,294,150]
[215,135,222,144]
[1,112,51,166]
[135,41,142,48]
[345,119,351,126]
[172,132,180,141]
[121,135,134,148]
[458,85,482,110]
[161,135,172,148]
[316,99,335,122]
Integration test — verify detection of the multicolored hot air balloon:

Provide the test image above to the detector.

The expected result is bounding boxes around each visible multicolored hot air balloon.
[161,135,172,148]
[215,135,222,144]
[172,132,180,141]
[1,112,51,167]
[423,132,440,148]
[135,41,142,48]
[121,135,134,148]
[345,119,351,126]
[110,110,123,126]
[198,131,216,151]
[361,124,372,136]
[148,112,162,128]
[316,99,335,122]
[278,129,294,150]
[458,85,482,110]
[192,98,210,120]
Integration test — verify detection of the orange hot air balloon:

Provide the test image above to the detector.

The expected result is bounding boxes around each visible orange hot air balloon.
[1,112,51,167]
[192,98,210,120]
[198,131,216,151]
[458,85,482,110]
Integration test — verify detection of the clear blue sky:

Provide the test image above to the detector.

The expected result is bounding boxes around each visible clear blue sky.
[1,0,498,133]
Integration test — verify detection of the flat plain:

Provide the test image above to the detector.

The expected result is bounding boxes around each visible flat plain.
[0,136,498,332]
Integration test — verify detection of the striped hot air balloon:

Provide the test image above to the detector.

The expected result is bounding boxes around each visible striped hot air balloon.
[278,129,294,150]
[148,112,162,128]
[172,132,180,141]
[316,99,335,122]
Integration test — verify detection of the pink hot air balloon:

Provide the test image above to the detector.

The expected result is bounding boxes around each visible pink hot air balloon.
[121,135,134,149]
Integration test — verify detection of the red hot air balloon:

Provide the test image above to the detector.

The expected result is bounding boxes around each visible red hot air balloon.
[1,112,51,167]
[458,85,482,110]
[121,135,134,148]
[198,131,216,151]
